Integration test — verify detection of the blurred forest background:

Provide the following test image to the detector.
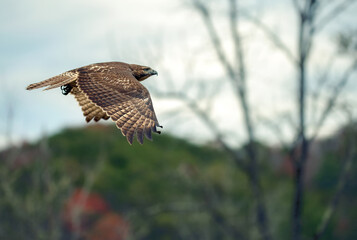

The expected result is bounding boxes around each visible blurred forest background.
[1,0,357,240]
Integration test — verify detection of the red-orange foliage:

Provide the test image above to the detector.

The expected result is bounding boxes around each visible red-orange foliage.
[63,189,129,240]
[88,213,129,240]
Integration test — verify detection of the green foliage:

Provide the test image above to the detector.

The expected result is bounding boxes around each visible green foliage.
[42,125,245,239]
[1,124,357,239]
[314,153,341,192]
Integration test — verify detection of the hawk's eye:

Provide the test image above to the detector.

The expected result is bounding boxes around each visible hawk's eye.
[143,68,150,71]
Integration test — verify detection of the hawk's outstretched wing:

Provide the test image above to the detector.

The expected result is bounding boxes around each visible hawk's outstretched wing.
[76,66,161,145]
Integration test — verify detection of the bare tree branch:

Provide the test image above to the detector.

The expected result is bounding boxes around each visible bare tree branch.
[229,0,246,84]
[292,2,318,240]
[243,13,297,64]
[189,1,273,239]
[315,0,357,33]
[191,0,236,81]
[310,60,357,143]
[257,115,290,148]
[152,89,248,171]
[313,122,356,240]
[310,54,336,127]
[290,2,356,238]
[291,0,303,14]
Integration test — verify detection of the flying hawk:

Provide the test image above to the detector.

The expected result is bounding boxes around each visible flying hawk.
[26,62,162,145]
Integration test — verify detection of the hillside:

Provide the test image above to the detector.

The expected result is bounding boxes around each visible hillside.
[0,124,356,240]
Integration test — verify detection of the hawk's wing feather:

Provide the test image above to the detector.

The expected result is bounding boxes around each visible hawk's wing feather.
[71,86,110,123]
[26,71,78,90]
[77,69,160,144]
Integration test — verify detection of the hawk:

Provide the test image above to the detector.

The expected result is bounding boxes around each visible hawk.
[26,62,162,145]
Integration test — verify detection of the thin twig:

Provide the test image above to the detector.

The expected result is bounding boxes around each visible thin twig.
[257,115,290,148]
[291,0,303,14]
[310,55,336,127]
[243,13,297,64]
[310,60,357,143]
[229,0,246,84]
[153,89,247,170]
[315,0,357,33]
[192,0,237,81]
[313,123,356,240]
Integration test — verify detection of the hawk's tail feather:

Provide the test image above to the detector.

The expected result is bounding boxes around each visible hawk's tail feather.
[43,76,77,91]
[26,71,78,91]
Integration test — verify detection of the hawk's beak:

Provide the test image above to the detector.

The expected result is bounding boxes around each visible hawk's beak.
[149,69,158,76]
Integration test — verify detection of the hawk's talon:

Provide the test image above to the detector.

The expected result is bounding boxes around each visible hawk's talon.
[61,85,72,95]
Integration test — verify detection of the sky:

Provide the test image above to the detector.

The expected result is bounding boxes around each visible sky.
[1,0,356,149]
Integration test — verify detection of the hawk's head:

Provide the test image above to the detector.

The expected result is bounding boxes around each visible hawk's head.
[130,64,158,81]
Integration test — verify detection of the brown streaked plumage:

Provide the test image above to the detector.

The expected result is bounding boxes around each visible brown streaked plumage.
[26,62,162,145]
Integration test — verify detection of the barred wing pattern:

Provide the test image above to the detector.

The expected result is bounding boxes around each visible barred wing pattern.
[71,86,110,123]
[26,72,78,91]
[76,68,161,145]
